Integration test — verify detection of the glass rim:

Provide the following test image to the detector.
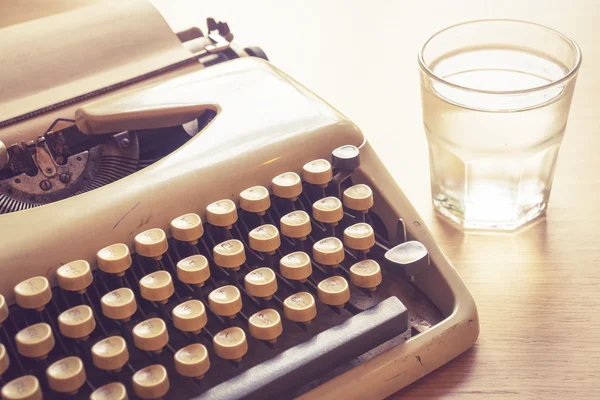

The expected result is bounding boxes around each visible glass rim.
[418,19,582,95]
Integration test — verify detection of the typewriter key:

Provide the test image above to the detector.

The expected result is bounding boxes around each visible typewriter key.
[174,343,210,379]
[384,241,430,279]
[15,323,55,359]
[331,144,360,170]
[91,336,129,372]
[206,199,238,229]
[56,260,93,293]
[349,260,382,291]
[240,186,271,215]
[272,172,302,200]
[213,327,248,362]
[132,364,170,399]
[0,344,9,376]
[0,294,8,326]
[133,318,169,353]
[101,287,137,321]
[313,237,345,266]
[213,239,246,270]
[249,224,281,254]
[343,223,375,251]
[208,286,242,318]
[318,276,351,308]
[303,159,333,187]
[279,251,312,282]
[58,305,96,340]
[139,270,175,304]
[171,213,204,245]
[91,382,128,400]
[312,197,344,225]
[46,356,86,395]
[249,309,283,343]
[176,254,210,287]
[14,276,51,311]
[172,300,207,333]
[1,375,42,400]
[280,210,312,240]
[343,184,374,213]
[283,292,317,323]
[135,228,169,260]
[244,268,278,300]
[97,243,132,276]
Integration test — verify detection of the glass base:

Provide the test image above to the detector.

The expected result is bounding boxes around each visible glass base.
[433,198,547,231]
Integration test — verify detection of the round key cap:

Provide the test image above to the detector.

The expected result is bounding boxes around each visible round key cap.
[208,286,242,318]
[1,375,42,400]
[312,197,344,224]
[91,382,128,400]
[0,294,8,326]
[213,239,246,270]
[280,210,312,239]
[384,241,430,278]
[318,276,350,307]
[133,318,169,353]
[248,224,281,254]
[302,159,333,186]
[58,305,96,340]
[244,268,278,299]
[213,327,248,362]
[280,251,312,282]
[14,276,51,311]
[132,364,169,399]
[343,184,374,212]
[332,144,360,170]
[172,300,207,333]
[101,287,137,321]
[343,223,375,251]
[92,336,129,372]
[174,344,210,379]
[283,292,317,323]
[176,254,210,287]
[46,356,86,395]
[272,172,302,200]
[16,323,55,359]
[240,186,271,215]
[135,228,168,260]
[57,260,93,293]
[349,260,382,291]
[139,270,174,304]
[206,199,238,228]
[97,243,132,276]
[249,309,283,343]
[0,344,9,376]
[313,237,345,266]
[171,213,204,244]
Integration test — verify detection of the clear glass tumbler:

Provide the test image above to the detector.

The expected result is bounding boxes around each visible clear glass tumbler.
[419,20,581,230]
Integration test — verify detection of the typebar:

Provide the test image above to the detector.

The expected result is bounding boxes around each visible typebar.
[199,296,408,400]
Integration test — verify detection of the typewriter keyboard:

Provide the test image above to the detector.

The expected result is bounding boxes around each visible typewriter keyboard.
[0,145,444,400]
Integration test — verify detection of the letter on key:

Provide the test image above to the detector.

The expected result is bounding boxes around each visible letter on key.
[14,277,52,311]
[208,286,242,318]
[313,237,345,266]
[271,172,302,200]
[384,241,430,277]
[172,299,207,333]
[283,292,317,323]
[140,271,174,304]
[1,376,42,400]
[101,288,137,321]
[280,251,312,282]
[303,159,333,187]
[177,255,211,287]
[312,197,344,225]
[249,309,283,343]
[343,223,375,251]
[134,228,168,259]
[91,336,129,372]
[16,323,55,359]
[343,184,374,213]
[46,356,86,395]
[248,224,281,254]
[240,186,271,215]
[318,276,351,308]
[174,343,210,379]
[206,199,238,228]
[97,243,132,276]
[133,318,169,353]
[349,260,382,291]
[58,305,96,340]
[213,239,246,270]
[244,268,278,299]
[213,327,248,362]
[280,210,312,239]
[171,213,204,244]
[57,260,93,293]
[133,364,170,399]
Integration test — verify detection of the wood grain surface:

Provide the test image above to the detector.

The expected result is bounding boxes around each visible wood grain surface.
[153,1,600,398]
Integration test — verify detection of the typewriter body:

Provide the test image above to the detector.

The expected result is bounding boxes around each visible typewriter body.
[0,2,479,399]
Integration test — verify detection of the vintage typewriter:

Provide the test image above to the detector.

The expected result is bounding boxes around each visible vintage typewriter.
[0,1,479,399]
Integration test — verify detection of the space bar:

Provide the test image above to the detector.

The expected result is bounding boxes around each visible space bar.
[198,296,409,400]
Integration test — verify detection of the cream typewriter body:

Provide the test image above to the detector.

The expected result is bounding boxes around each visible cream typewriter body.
[0,3,478,399]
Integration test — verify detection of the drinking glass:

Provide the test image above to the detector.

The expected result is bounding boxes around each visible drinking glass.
[419,20,581,230]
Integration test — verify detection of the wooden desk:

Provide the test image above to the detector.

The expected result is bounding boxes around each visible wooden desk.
[154,1,600,398]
